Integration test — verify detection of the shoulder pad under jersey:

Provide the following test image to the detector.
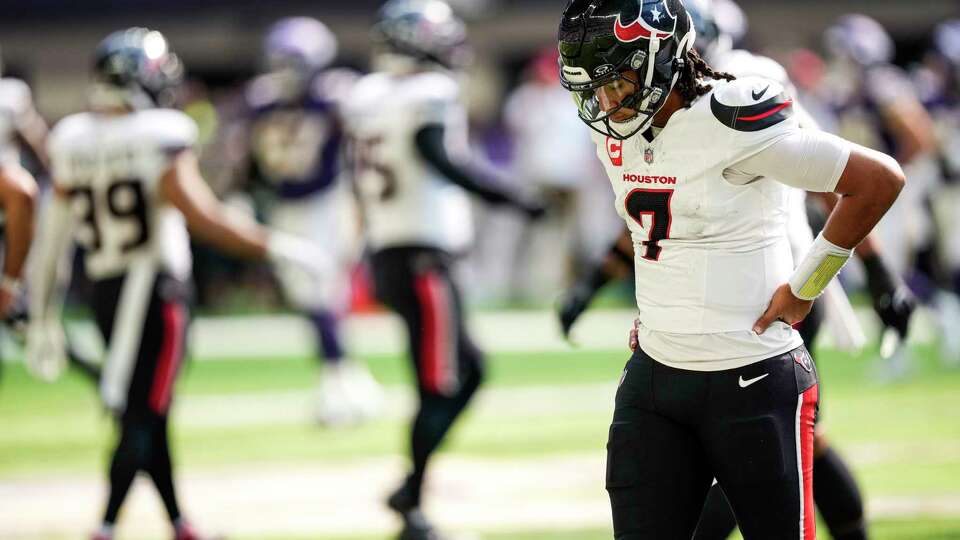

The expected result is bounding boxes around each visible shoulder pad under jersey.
[709,76,794,132]
[138,108,198,152]
[48,113,94,156]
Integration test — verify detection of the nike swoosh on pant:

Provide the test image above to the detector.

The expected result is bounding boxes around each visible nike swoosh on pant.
[738,373,770,388]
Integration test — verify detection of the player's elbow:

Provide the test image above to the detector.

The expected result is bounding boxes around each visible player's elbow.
[840,147,904,211]
[0,166,38,209]
[873,152,905,208]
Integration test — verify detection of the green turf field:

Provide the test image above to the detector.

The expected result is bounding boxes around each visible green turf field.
[2,340,959,539]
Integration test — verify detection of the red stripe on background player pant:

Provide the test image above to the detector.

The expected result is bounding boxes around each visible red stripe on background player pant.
[149,303,186,415]
[796,384,818,540]
[414,271,455,396]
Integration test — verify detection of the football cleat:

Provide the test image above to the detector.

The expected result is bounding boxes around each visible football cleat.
[173,520,223,540]
[396,509,449,540]
[315,359,383,427]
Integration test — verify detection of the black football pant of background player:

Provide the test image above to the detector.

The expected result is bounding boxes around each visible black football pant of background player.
[371,247,485,508]
[692,305,869,540]
[91,273,190,529]
[607,346,819,540]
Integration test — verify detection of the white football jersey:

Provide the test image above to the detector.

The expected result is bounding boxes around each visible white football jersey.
[343,71,473,253]
[0,78,33,166]
[593,77,807,364]
[47,109,195,281]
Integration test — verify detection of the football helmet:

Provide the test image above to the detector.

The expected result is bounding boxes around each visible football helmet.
[371,0,471,72]
[934,20,960,68]
[264,17,337,76]
[824,14,894,68]
[558,0,697,140]
[90,27,183,110]
[685,0,745,62]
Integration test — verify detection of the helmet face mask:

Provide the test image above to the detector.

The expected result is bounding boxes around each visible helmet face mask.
[558,0,695,140]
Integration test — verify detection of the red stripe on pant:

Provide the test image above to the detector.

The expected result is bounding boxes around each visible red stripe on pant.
[799,384,818,540]
[149,302,186,415]
[414,271,453,396]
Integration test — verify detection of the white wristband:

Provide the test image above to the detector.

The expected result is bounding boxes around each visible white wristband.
[788,233,853,300]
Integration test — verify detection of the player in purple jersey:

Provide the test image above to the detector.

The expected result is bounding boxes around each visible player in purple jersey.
[241,17,382,426]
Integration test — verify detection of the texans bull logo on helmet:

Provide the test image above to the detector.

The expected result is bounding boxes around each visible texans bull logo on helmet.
[614,0,678,42]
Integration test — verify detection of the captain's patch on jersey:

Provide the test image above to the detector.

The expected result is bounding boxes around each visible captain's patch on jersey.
[710,92,794,132]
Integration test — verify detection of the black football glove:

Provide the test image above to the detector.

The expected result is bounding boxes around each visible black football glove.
[863,254,916,338]
[557,267,609,339]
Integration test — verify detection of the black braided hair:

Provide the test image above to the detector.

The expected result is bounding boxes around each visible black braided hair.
[675,48,736,105]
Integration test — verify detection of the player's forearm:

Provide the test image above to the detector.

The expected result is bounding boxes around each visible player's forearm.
[414,124,517,207]
[0,168,37,279]
[188,209,269,260]
[822,146,904,250]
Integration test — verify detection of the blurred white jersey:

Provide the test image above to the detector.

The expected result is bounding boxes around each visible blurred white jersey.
[344,71,473,253]
[592,78,828,369]
[48,109,195,281]
[0,77,33,166]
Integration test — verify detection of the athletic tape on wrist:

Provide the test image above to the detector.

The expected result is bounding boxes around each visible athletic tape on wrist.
[789,233,853,300]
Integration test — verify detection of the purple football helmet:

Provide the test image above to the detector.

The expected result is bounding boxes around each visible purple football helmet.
[263,17,338,75]
[824,14,895,67]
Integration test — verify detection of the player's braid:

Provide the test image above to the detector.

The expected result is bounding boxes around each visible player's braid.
[676,49,736,105]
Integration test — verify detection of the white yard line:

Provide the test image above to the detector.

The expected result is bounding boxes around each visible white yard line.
[2,453,959,540]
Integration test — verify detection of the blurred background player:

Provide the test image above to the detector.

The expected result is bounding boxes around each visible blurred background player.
[344,1,544,538]
[915,19,960,365]
[823,14,960,366]
[0,45,43,378]
[27,27,326,540]
[241,16,381,426]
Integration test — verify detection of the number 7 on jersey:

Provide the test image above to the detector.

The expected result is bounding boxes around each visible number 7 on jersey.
[625,188,673,261]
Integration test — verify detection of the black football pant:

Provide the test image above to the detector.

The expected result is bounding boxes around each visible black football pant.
[607,346,819,540]
[371,247,485,505]
[92,272,190,525]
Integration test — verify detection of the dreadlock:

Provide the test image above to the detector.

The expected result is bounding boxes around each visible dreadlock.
[676,48,736,105]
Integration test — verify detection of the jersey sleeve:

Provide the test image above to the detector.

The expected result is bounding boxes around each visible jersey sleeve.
[723,129,852,192]
[46,113,90,189]
[147,109,199,154]
[0,78,34,128]
[410,72,461,126]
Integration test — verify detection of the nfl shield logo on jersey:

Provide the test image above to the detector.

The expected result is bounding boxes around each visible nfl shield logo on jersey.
[644,147,654,164]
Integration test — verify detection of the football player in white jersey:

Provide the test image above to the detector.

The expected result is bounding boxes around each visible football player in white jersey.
[28,28,324,540]
[0,48,43,379]
[0,47,51,173]
[0,164,36,320]
[344,2,543,539]
[558,1,903,538]
[242,17,381,426]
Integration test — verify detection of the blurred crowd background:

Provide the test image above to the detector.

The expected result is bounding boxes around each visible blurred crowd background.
[2,0,959,313]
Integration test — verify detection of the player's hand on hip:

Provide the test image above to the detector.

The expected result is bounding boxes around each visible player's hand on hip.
[753,283,814,335]
[629,318,640,352]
